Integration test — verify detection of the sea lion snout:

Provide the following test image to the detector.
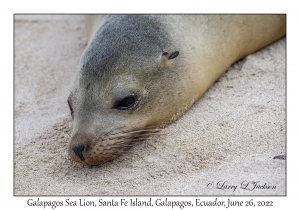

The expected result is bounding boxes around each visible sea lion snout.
[72,143,85,161]
[68,133,92,164]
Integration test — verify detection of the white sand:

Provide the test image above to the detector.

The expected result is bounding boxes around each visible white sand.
[14,15,285,195]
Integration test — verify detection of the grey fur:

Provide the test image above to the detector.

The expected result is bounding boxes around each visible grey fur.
[79,15,176,86]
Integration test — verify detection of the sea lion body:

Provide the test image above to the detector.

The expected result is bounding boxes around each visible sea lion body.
[68,15,286,166]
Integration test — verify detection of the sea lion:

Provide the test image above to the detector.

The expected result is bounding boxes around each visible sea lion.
[67,15,286,166]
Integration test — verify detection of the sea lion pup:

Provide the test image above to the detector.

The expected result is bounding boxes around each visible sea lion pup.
[67,15,286,166]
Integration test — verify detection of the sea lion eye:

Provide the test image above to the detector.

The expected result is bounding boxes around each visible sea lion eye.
[115,96,136,110]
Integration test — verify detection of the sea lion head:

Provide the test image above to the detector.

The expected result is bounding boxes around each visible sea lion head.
[67,15,185,166]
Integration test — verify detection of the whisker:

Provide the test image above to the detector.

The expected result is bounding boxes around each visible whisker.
[95,125,168,143]
[109,138,148,147]
[117,138,154,149]
[65,87,73,94]
[122,128,163,135]
[106,133,164,141]
[101,126,127,137]
[94,126,127,142]
[108,126,162,136]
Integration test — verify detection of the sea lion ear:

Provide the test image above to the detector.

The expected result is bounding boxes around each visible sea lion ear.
[162,51,180,60]
[168,51,179,59]
[159,50,179,69]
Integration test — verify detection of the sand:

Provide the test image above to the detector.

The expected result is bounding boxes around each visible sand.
[14,15,286,195]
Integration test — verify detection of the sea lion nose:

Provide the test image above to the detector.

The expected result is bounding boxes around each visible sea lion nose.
[72,144,85,161]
